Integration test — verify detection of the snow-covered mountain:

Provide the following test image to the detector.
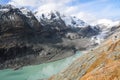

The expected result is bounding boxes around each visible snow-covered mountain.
[91,19,120,45]
[35,10,101,40]
[35,10,88,28]
[0,4,16,10]
[20,7,33,18]
[0,4,41,35]
[1,5,119,44]
[1,5,118,45]
[94,19,120,30]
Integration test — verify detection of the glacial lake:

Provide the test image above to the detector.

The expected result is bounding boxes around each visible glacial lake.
[0,51,82,80]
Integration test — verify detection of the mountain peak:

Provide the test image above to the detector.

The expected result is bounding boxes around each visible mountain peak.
[0,4,15,9]
[93,19,120,28]
[0,4,16,12]
[20,7,33,18]
[35,10,88,28]
[35,10,61,20]
[97,19,119,26]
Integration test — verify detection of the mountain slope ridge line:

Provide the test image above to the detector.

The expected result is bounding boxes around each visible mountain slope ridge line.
[48,34,120,80]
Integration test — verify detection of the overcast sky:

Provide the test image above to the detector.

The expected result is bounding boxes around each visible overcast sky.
[0,0,120,23]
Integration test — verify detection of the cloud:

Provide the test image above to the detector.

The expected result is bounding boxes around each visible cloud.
[8,0,41,7]
[8,0,120,23]
[74,12,97,23]
[8,0,72,8]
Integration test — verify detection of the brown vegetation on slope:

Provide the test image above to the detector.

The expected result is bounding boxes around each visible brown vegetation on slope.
[49,34,120,80]
[80,40,120,80]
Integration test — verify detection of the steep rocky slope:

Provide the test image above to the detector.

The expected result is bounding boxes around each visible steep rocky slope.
[0,5,42,69]
[49,31,120,80]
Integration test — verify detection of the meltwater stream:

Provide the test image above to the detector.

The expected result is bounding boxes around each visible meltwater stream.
[0,51,83,80]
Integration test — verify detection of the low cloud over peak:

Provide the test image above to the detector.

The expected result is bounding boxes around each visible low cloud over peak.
[5,0,120,23]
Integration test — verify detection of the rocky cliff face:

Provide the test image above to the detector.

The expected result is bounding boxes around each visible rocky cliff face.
[0,5,42,69]
[49,32,120,80]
